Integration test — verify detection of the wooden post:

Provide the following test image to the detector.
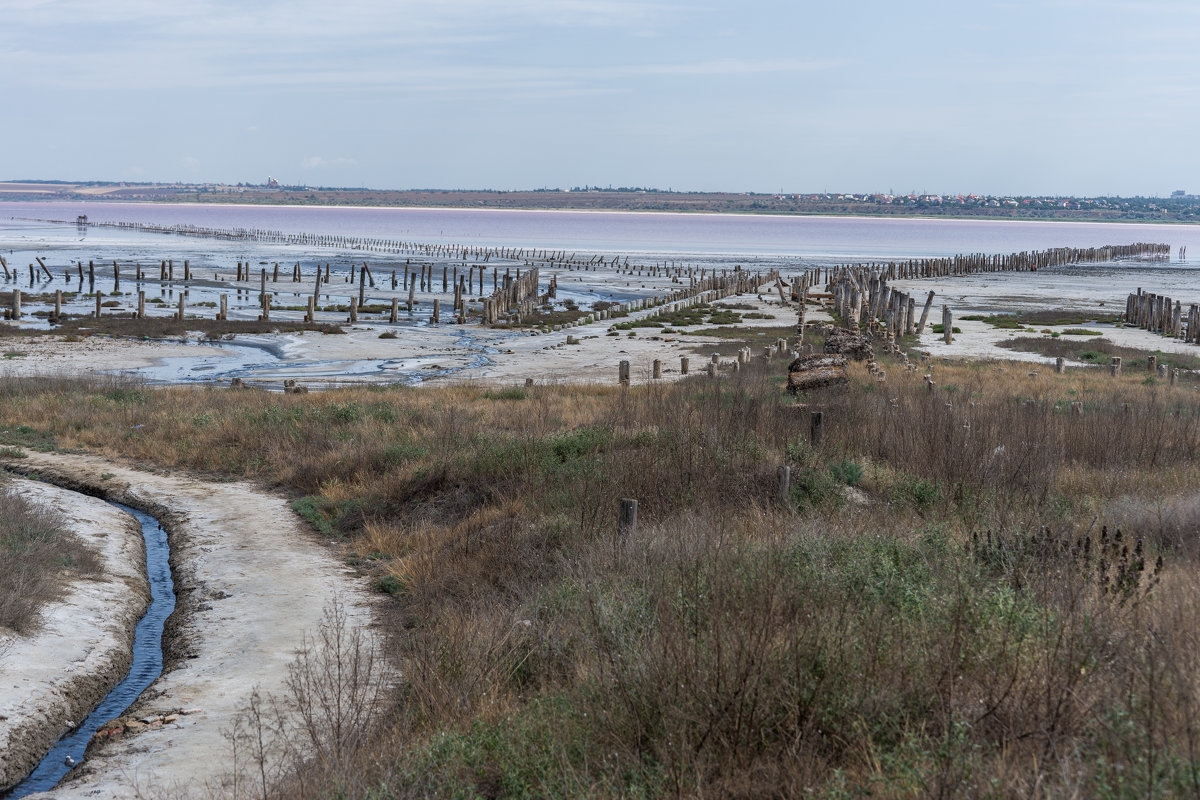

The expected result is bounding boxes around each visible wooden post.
[810,411,824,447]
[652,359,662,379]
[680,356,689,374]
[619,360,631,385]
[305,295,314,322]
[618,499,638,538]
[917,291,935,334]
[1110,356,1122,377]
[390,297,399,323]
[178,294,186,321]
[220,294,228,321]
[942,305,953,344]
[11,288,20,319]
[359,264,366,306]
[777,465,791,506]
[432,299,440,323]
[1055,357,1065,374]
[54,290,62,319]
[1147,355,1157,372]
[1171,368,1179,387]
[137,290,145,319]
[95,291,102,318]
[261,268,270,321]
[349,297,358,323]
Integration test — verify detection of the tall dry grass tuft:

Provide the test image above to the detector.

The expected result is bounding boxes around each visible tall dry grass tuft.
[0,480,102,634]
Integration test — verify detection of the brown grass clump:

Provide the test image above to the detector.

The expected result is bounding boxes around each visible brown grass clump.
[0,480,102,634]
[6,351,1200,797]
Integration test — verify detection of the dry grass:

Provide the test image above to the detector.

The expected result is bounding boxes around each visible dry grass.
[0,480,102,634]
[4,351,1200,797]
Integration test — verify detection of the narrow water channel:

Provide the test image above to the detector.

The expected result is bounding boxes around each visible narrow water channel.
[2,501,175,798]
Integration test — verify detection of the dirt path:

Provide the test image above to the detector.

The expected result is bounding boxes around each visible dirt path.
[0,479,148,792]
[1,451,381,799]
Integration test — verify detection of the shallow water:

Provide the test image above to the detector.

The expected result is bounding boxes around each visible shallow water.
[2,502,174,799]
[3,203,1199,383]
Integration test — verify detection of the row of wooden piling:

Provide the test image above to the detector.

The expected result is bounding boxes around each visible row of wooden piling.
[1124,289,1199,343]
[817,242,1169,286]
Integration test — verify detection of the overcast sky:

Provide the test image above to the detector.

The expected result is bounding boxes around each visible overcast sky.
[3,0,1197,195]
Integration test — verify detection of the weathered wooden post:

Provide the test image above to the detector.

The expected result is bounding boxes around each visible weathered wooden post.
[349,297,358,323]
[1070,401,1083,415]
[680,356,689,374]
[1110,356,1122,377]
[304,295,313,322]
[261,268,270,321]
[408,282,416,315]
[1171,368,1179,386]
[137,290,145,319]
[942,305,953,344]
[220,294,228,321]
[95,291,102,318]
[390,297,399,323]
[811,410,825,447]
[432,299,440,323]
[619,360,631,385]
[652,359,662,379]
[706,363,716,377]
[177,294,186,321]
[1055,357,1065,374]
[1148,355,1157,372]
[54,290,62,319]
[777,465,791,506]
[11,288,20,319]
[618,498,638,538]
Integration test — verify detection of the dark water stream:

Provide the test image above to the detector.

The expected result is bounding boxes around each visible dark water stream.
[1,501,174,799]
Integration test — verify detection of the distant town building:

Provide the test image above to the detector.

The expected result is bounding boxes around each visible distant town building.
[266,176,280,188]
[1171,189,1187,197]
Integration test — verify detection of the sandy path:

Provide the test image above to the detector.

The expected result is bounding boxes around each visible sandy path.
[0,452,380,800]
[0,480,148,792]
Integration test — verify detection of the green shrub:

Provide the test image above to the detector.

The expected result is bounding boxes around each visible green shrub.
[829,459,864,486]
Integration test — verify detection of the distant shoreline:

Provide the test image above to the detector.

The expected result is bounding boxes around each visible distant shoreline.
[2,184,1199,225]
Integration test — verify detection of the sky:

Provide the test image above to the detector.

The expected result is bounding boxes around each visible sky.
[2,0,1198,195]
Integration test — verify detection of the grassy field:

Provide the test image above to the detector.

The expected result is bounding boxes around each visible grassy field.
[3,346,1200,797]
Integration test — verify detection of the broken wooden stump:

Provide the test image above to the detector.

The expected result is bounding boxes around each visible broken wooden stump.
[786,354,849,394]
[822,327,873,361]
